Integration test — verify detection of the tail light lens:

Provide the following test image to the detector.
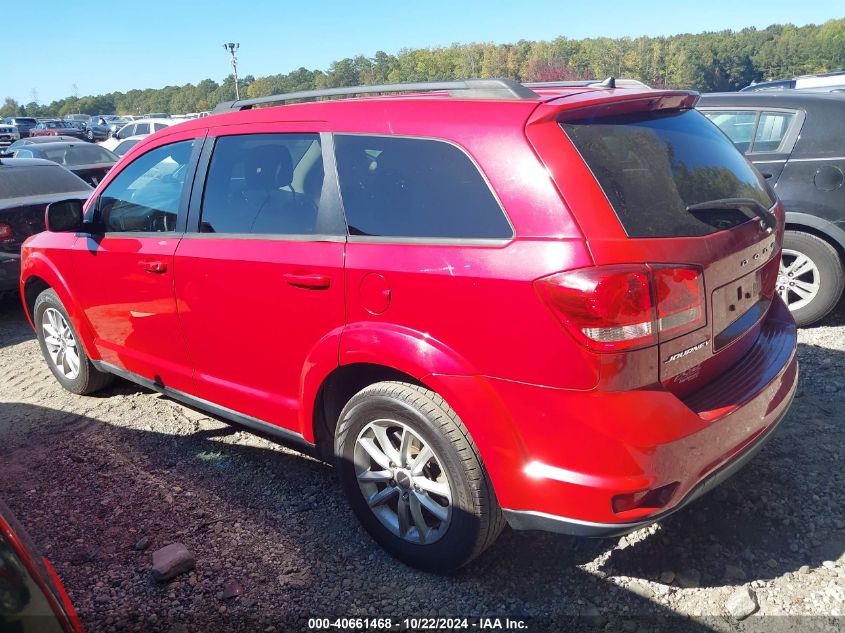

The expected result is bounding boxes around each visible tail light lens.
[535,264,705,352]
[0,223,13,240]
[653,266,706,341]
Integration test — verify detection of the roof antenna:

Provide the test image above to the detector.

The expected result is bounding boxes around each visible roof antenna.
[596,76,616,89]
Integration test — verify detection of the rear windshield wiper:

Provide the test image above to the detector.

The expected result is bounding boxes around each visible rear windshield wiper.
[686,198,776,231]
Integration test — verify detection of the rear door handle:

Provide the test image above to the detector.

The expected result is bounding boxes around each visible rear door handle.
[140,260,168,273]
[284,272,331,289]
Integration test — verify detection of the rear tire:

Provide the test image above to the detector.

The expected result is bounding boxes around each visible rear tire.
[33,289,114,395]
[780,230,844,326]
[335,381,504,573]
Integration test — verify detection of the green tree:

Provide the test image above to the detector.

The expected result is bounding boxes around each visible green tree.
[1,97,20,118]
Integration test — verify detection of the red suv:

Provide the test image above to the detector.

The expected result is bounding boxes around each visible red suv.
[20,79,798,573]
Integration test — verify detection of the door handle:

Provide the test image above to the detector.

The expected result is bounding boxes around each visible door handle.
[284,272,331,289]
[140,260,167,273]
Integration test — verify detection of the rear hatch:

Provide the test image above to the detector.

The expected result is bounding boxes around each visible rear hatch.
[527,90,782,394]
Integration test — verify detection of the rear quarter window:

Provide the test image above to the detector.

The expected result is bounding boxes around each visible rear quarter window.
[562,109,775,238]
[334,135,512,240]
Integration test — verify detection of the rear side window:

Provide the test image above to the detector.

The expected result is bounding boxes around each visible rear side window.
[200,133,327,235]
[562,109,775,238]
[334,135,512,240]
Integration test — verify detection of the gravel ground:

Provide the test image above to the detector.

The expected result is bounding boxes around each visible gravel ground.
[0,293,843,633]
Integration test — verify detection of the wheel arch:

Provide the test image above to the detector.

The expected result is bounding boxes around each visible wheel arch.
[307,323,527,495]
[20,255,98,358]
[784,211,845,262]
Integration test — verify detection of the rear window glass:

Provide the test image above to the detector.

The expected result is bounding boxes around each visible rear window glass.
[0,164,90,197]
[39,144,116,166]
[335,135,512,240]
[561,109,775,238]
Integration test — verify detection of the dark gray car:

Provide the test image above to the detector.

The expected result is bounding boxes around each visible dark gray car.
[698,92,845,326]
[0,158,92,297]
[84,115,114,142]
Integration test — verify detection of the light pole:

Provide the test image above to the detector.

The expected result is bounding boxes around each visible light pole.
[223,42,240,100]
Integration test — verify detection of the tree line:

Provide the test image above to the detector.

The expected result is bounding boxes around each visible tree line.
[2,19,843,119]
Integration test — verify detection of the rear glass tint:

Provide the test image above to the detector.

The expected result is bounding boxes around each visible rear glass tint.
[561,109,775,238]
[0,164,90,197]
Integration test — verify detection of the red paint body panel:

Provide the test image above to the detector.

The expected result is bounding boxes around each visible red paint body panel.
[73,234,193,391]
[19,85,799,534]
[342,239,597,389]
[479,298,797,523]
[173,237,345,431]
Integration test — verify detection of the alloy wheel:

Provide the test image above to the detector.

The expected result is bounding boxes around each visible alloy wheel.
[42,308,81,380]
[353,419,452,544]
[779,248,821,311]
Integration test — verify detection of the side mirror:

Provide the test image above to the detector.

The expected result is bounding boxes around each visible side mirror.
[45,199,85,232]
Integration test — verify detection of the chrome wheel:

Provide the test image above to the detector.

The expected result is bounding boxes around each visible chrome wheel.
[353,419,452,544]
[779,248,821,311]
[42,308,80,380]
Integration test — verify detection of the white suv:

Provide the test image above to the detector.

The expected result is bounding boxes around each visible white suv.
[99,118,180,151]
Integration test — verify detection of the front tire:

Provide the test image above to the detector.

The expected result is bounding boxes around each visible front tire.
[779,231,844,326]
[33,289,113,395]
[86,129,94,142]
[335,381,504,573]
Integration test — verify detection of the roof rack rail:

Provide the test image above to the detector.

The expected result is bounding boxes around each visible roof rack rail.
[214,78,539,113]
[524,77,650,90]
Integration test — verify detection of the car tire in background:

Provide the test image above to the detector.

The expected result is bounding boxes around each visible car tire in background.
[33,289,114,395]
[86,129,94,142]
[335,381,504,573]
[779,230,845,327]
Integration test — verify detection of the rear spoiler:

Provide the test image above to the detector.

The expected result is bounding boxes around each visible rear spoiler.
[530,90,700,123]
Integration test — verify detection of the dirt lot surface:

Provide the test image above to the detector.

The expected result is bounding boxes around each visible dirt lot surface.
[0,294,842,632]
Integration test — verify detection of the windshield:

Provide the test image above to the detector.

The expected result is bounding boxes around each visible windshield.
[561,109,775,238]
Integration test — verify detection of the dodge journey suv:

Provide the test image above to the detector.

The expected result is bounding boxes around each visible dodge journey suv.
[20,78,798,572]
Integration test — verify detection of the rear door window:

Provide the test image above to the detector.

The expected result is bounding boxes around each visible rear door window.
[334,135,512,240]
[561,109,774,238]
[702,111,758,152]
[751,111,796,153]
[199,133,328,235]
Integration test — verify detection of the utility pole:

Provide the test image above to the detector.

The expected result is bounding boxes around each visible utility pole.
[223,43,240,100]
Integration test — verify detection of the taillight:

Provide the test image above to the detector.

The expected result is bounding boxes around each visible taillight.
[535,264,705,352]
[653,266,706,341]
[0,223,12,240]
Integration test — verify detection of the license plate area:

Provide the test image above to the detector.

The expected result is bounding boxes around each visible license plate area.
[712,269,765,350]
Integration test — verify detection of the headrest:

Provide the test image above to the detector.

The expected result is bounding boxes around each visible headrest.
[244,144,293,190]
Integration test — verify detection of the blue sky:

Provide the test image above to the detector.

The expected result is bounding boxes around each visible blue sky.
[5,0,843,104]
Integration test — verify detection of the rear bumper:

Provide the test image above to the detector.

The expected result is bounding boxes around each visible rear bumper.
[502,386,793,536]
[475,297,798,533]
